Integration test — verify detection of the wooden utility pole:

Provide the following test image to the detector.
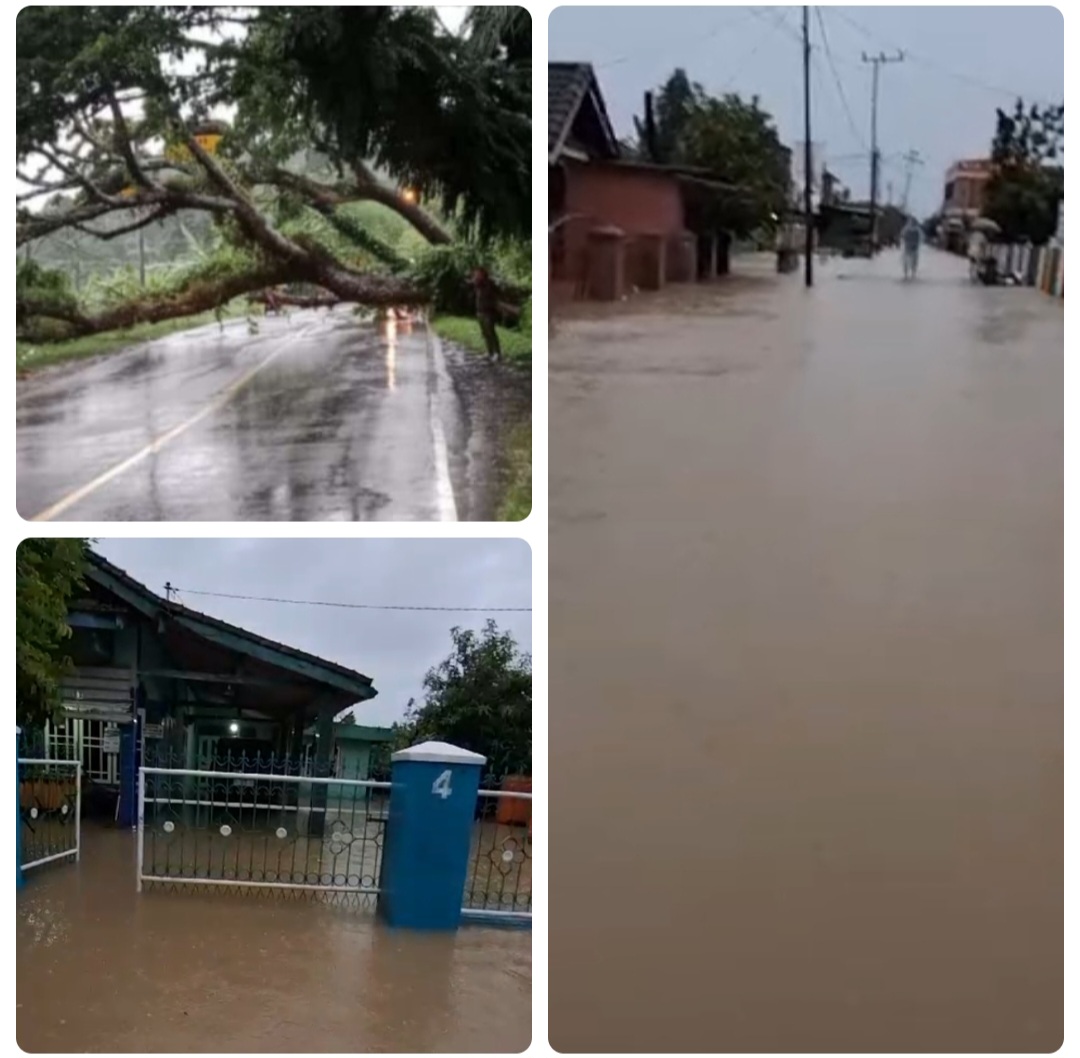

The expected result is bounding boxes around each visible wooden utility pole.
[803,6,813,287]
[862,50,904,252]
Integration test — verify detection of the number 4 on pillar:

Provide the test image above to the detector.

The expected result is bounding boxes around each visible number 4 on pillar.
[432,769,453,800]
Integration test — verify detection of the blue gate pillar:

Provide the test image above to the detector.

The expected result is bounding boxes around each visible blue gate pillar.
[378,741,485,930]
[117,722,139,829]
[16,727,24,890]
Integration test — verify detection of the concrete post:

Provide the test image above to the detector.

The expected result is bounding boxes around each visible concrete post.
[16,727,24,890]
[117,720,139,829]
[378,740,485,930]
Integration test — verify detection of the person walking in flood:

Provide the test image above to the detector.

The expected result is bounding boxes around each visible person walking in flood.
[472,267,502,361]
[901,217,922,280]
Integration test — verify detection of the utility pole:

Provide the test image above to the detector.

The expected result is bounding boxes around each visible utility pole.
[862,50,904,253]
[900,148,923,214]
[803,6,813,287]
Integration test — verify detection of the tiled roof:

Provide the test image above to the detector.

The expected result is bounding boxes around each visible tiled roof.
[549,62,593,156]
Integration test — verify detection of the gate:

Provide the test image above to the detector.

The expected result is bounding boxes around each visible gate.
[18,758,81,873]
[137,765,388,905]
[463,783,532,922]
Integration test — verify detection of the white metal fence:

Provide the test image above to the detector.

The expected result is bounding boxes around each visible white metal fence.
[137,766,390,900]
[18,759,82,873]
[463,787,532,923]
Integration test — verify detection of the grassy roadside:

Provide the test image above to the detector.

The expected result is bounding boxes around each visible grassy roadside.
[16,302,248,376]
[429,315,531,365]
[431,314,532,521]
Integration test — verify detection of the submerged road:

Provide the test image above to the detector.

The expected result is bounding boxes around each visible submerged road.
[17,309,462,521]
[550,250,1062,1051]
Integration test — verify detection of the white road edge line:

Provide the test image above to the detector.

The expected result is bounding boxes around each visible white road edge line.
[425,324,459,523]
[30,345,289,522]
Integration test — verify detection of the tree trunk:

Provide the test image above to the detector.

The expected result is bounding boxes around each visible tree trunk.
[18,258,423,342]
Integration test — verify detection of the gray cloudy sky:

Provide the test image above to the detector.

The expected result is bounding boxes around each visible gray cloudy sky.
[549,6,1064,215]
[94,538,531,728]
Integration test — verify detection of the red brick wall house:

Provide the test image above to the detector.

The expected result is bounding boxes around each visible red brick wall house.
[549,63,712,302]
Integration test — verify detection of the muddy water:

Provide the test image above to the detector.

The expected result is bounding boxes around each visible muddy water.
[17,826,530,1052]
[549,251,1062,1051]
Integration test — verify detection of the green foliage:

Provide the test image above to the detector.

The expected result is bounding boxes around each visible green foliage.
[393,622,532,775]
[632,73,792,236]
[431,315,531,364]
[408,243,490,314]
[517,297,532,336]
[984,98,1065,244]
[17,303,248,375]
[16,260,76,309]
[232,7,531,241]
[499,422,531,522]
[634,68,696,162]
[16,539,90,729]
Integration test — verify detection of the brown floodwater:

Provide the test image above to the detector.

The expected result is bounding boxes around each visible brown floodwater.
[17,825,530,1052]
[549,251,1062,1051]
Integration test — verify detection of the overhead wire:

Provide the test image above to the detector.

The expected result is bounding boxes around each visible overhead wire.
[814,7,868,152]
[829,8,1060,105]
[169,587,532,613]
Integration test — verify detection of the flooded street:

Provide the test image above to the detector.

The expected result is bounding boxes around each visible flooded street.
[17,826,530,1052]
[549,250,1062,1051]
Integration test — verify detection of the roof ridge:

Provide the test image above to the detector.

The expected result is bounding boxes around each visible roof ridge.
[86,551,374,690]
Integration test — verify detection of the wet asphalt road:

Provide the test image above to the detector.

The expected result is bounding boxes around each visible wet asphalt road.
[17,309,461,521]
[550,250,1062,1051]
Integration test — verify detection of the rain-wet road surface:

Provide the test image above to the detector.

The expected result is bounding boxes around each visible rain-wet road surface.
[17,826,530,1052]
[550,250,1062,1051]
[17,310,482,521]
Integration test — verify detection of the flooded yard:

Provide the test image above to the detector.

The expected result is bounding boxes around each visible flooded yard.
[17,825,530,1053]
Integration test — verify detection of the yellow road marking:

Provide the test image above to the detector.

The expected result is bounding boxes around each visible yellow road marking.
[30,347,287,522]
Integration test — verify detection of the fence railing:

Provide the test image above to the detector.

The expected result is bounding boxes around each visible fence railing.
[138,766,389,902]
[463,785,531,921]
[18,758,81,872]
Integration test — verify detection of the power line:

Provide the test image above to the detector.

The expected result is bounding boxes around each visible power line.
[597,8,757,71]
[831,9,1059,105]
[169,588,532,613]
[814,8,867,151]
[722,8,796,91]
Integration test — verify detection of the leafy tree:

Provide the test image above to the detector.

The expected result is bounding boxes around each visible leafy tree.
[983,97,1064,244]
[16,6,531,340]
[633,68,697,163]
[16,539,90,729]
[394,621,531,776]
[631,74,791,236]
[334,709,357,726]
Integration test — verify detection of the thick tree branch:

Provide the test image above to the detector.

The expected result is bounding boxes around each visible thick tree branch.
[19,253,426,342]
[106,87,156,190]
[352,161,453,244]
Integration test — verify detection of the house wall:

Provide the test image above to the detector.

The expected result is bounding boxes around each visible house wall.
[564,162,684,235]
[552,161,686,295]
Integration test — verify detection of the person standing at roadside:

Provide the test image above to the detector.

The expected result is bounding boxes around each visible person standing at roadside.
[472,267,502,361]
[901,217,922,280]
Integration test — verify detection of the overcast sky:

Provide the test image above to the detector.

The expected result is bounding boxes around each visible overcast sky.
[549,6,1064,215]
[93,538,531,728]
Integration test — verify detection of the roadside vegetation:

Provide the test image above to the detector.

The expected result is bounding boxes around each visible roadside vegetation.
[16,300,249,375]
